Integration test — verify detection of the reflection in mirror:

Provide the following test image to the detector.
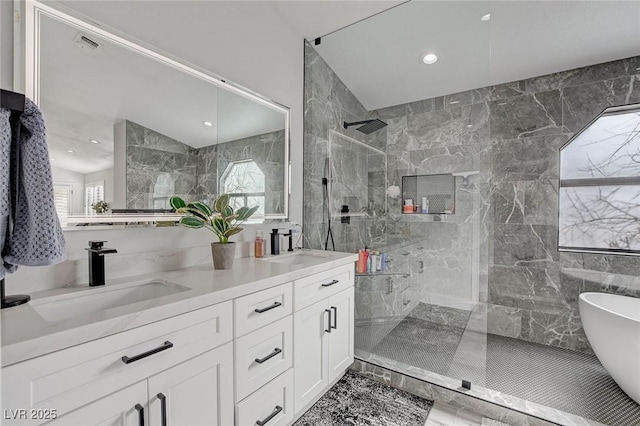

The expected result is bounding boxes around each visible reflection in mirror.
[559,104,640,253]
[30,3,289,226]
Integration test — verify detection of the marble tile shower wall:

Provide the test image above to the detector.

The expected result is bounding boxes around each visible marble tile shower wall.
[371,56,640,353]
[304,42,640,354]
[303,43,387,252]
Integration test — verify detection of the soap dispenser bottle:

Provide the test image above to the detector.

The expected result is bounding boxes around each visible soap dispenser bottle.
[270,229,280,255]
[254,231,264,258]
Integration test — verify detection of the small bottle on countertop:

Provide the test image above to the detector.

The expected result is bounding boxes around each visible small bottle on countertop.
[254,231,264,258]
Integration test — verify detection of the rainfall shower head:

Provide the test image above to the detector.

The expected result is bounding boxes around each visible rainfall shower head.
[343,119,388,135]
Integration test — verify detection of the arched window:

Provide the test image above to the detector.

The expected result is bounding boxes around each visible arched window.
[559,104,640,254]
[221,159,265,214]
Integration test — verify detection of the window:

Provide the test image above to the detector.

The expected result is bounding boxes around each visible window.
[220,159,265,215]
[559,104,640,254]
[85,181,105,214]
[53,183,72,222]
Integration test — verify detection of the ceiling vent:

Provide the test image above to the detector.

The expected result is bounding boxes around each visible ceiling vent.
[73,33,100,53]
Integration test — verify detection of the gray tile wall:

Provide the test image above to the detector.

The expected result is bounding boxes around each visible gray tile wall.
[126,120,285,214]
[125,120,197,209]
[304,43,640,354]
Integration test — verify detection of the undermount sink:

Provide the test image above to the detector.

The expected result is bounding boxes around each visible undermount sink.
[31,279,190,323]
[260,251,332,266]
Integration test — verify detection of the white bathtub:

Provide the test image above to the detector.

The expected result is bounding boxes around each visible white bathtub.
[579,292,640,404]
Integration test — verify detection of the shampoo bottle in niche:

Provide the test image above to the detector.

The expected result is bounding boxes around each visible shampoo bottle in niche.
[254,231,264,258]
[421,197,429,214]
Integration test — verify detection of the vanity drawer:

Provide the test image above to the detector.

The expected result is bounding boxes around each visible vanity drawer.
[234,282,292,337]
[235,369,294,426]
[235,315,293,401]
[2,301,232,425]
[294,264,354,311]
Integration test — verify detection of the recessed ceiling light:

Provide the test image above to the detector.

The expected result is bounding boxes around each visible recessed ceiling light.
[422,53,438,65]
[203,121,214,127]
[481,13,491,21]
[66,149,75,153]
[89,139,100,144]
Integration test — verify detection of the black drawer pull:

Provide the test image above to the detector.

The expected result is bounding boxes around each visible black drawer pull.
[321,279,339,287]
[157,393,167,426]
[254,301,282,313]
[135,403,144,426]
[331,306,337,329]
[256,405,283,426]
[122,341,174,364]
[325,309,332,333]
[255,348,282,364]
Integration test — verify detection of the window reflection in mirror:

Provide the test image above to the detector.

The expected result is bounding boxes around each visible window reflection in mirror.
[221,160,266,216]
[27,2,289,225]
[559,103,640,254]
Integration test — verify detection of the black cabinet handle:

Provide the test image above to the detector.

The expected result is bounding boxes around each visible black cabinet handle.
[157,393,167,426]
[122,341,174,364]
[325,309,332,333]
[256,405,283,426]
[321,279,339,287]
[331,306,337,329]
[255,348,282,364]
[135,403,144,426]
[254,301,282,313]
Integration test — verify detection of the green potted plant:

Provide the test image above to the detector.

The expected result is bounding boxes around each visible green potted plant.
[91,200,110,214]
[170,194,259,269]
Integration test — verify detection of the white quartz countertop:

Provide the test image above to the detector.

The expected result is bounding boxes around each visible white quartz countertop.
[1,250,357,367]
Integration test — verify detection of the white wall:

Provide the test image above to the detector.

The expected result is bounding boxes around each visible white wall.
[2,1,305,293]
[84,168,114,205]
[51,166,85,214]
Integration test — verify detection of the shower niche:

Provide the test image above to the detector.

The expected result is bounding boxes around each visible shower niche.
[401,174,455,214]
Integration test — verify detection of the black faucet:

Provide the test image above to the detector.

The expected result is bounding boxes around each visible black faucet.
[283,230,294,252]
[86,241,118,286]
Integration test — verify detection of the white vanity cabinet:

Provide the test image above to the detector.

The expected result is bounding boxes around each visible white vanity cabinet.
[293,264,355,414]
[2,302,234,426]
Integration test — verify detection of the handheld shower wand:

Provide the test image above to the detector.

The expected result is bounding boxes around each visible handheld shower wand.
[323,157,335,251]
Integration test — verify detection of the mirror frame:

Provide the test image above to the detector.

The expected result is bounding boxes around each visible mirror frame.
[14,0,291,223]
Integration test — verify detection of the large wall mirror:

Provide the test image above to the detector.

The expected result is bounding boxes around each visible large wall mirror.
[18,0,290,226]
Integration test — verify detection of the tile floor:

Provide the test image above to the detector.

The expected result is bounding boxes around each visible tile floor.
[356,317,640,425]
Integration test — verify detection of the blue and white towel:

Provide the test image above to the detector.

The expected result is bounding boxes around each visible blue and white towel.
[1,98,66,279]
